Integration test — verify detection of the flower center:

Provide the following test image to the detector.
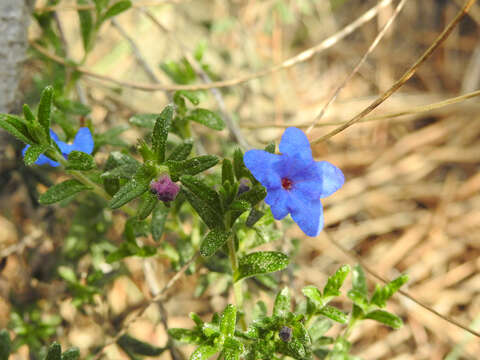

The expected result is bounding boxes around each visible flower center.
[281,177,293,190]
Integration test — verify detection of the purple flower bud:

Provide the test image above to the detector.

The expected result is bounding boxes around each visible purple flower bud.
[150,175,180,202]
[237,178,251,196]
[279,326,292,342]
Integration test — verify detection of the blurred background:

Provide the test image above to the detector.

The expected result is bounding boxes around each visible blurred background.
[1,0,480,359]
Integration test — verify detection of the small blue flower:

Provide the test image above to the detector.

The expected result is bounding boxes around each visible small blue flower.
[244,127,344,237]
[22,127,94,167]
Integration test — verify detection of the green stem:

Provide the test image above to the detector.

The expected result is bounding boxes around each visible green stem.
[227,235,246,330]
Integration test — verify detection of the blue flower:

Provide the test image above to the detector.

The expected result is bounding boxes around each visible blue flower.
[22,127,94,167]
[244,127,344,237]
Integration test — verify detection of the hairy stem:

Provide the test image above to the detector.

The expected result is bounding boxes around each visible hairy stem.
[227,235,246,330]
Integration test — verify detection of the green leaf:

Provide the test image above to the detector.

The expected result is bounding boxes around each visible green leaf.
[246,209,264,227]
[0,113,34,144]
[78,0,94,52]
[93,0,109,15]
[54,98,91,116]
[117,334,165,356]
[0,330,11,360]
[364,310,403,329]
[152,105,173,163]
[61,348,80,360]
[23,144,49,166]
[23,104,36,122]
[180,175,224,229]
[37,85,54,136]
[66,151,95,170]
[168,328,202,344]
[129,113,157,129]
[264,142,275,154]
[347,290,369,312]
[222,159,235,185]
[58,266,77,283]
[109,165,155,209]
[167,155,219,181]
[308,318,332,343]
[39,180,91,205]
[101,0,132,22]
[168,138,193,161]
[223,337,243,360]
[235,251,289,282]
[190,345,219,360]
[151,204,168,241]
[273,287,291,317]
[319,305,348,324]
[174,90,200,106]
[232,148,245,181]
[370,274,408,308]
[45,342,61,360]
[220,304,237,338]
[323,264,350,299]
[186,108,225,130]
[237,185,267,206]
[137,192,158,220]
[351,265,368,300]
[302,285,324,309]
[200,229,231,257]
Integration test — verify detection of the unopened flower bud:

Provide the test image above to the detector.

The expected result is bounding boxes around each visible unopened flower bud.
[279,326,292,342]
[237,179,250,196]
[150,175,180,202]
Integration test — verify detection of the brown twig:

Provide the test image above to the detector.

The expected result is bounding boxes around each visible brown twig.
[306,0,408,134]
[29,0,394,92]
[311,0,477,144]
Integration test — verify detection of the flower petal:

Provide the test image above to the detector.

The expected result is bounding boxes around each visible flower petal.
[265,189,289,220]
[279,127,312,161]
[316,161,344,198]
[288,193,324,237]
[71,127,94,154]
[243,150,281,189]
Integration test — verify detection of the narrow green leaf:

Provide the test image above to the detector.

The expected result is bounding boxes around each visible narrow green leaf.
[167,155,219,181]
[168,138,193,161]
[347,289,369,312]
[323,264,350,299]
[24,144,49,166]
[37,85,54,136]
[308,318,332,343]
[66,151,95,170]
[246,209,264,227]
[200,229,231,257]
[182,189,224,229]
[364,309,403,329]
[273,287,291,317]
[370,274,408,308]
[45,342,62,360]
[319,305,348,324]
[137,192,158,220]
[129,113,157,129]
[190,345,219,360]
[101,0,132,22]
[220,304,237,338]
[174,90,200,105]
[39,180,91,205]
[222,159,235,185]
[61,348,80,360]
[77,0,94,52]
[351,265,368,300]
[0,114,34,144]
[117,334,165,356]
[223,337,243,360]
[186,108,225,130]
[235,251,289,282]
[109,165,155,209]
[93,0,109,15]
[229,199,250,212]
[151,204,168,241]
[237,184,267,206]
[168,328,202,344]
[302,285,324,309]
[152,105,173,163]
[23,104,36,123]
[232,148,245,181]
[0,330,11,360]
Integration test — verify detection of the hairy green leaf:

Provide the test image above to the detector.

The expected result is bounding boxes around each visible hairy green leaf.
[168,138,194,161]
[323,264,350,299]
[0,114,34,144]
[129,113,157,128]
[370,274,408,308]
[235,251,289,282]
[23,144,49,166]
[319,305,348,324]
[190,345,219,360]
[45,342,61,360]
[151,204,168,241]
[137,192,158,220]
[364,310,403,329]
[39,180,91,205]
[152,105,173,163]
[237,184,267,206]
[222,159,235,185]
[273,287,291,317]
[220,304,237,338]
[302,285,324,309]
[37,85,54,137]
[66,151,95,170]
[186,108,225,130]
[61,348,80,360]
[200,229,231,257]
[167,155,219,181]
[109,165,155,209]
[101,0,132,22]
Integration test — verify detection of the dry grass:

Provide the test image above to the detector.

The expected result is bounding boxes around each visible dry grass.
[1,0,480,359]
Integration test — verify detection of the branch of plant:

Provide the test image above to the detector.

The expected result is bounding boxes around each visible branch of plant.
[311,0,477,144]
[306,0,408,134]
[29,0,394,92]
[322,231,480,339]
[241,89,480,130]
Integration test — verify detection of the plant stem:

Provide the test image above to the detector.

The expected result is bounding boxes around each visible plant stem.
[227,235,247,330]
